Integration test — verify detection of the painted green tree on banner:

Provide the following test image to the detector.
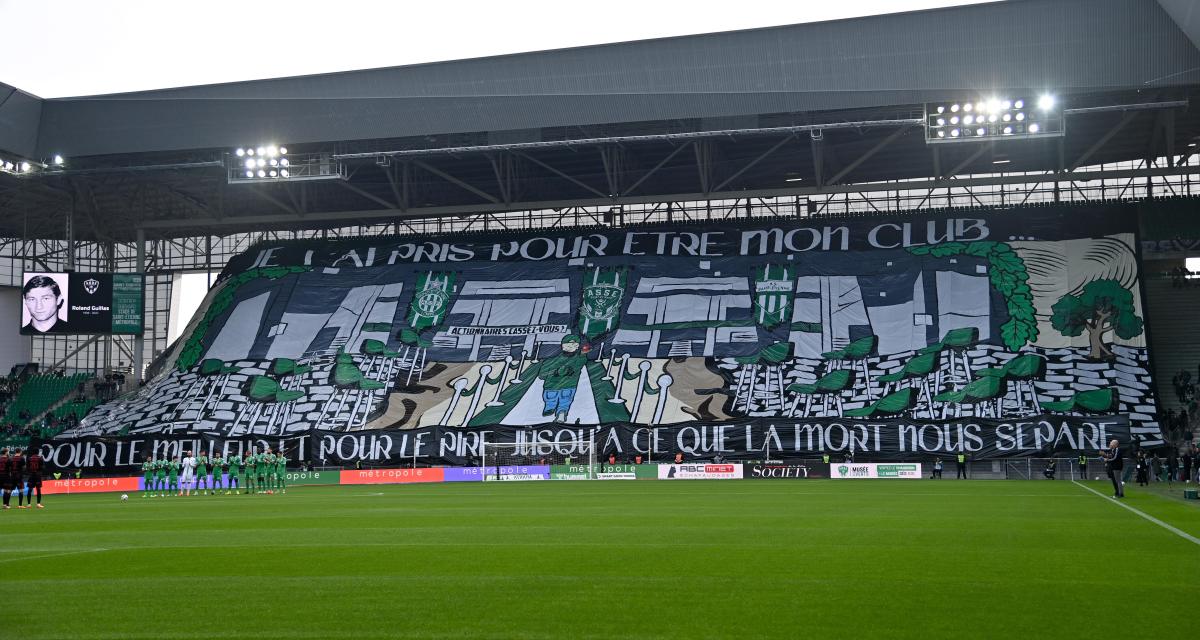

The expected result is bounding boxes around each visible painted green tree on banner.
[753,264,794,329]
[1050,279,1143,360]
[407,271,456,330]
[578,267,626,339]
[907,241,1037,350]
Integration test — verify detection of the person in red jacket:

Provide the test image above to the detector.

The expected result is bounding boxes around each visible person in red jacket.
[7,449,25,508]
[24,449,44,509]
[0,448,11,510]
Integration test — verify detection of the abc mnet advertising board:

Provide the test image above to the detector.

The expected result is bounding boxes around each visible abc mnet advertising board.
[20,272,144,335]
[657,464,743,479]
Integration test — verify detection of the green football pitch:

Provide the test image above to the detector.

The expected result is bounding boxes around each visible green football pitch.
[2,479,1198,639]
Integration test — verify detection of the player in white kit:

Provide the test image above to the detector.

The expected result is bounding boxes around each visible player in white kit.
[180,450,197,496]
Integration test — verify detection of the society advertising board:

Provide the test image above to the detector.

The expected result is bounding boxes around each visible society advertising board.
[745,464,822,479]
[830,462,923,479]
[20,272,144,335]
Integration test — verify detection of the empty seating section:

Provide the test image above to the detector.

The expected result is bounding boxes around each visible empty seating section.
[52,398,100,422]
[2,373,92,428]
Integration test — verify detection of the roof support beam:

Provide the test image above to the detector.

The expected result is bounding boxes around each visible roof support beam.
[514,151,607,198]
[139,165,1200,231]
[712,134,795,192]
[623,142,692,196]
[335,180,397,211]
[412,160,500,204]
[246,186,297,217]
[945,144,991,178]
[600,146,625,197]
[694,140,714,194]
[825,126,912,185]
[810,133,824,187]
[1069,110,1139,171]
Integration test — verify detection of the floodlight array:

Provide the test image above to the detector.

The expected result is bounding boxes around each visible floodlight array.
[233,144,291,180]
[0,155,41,176]
[926,95,1062,144]
[227,145,346,184]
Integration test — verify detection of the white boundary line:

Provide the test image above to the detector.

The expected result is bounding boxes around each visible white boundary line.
[1072,480,1200,546]
[0,548,109,564]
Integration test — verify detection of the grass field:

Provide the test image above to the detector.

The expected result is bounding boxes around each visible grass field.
[2,479,1198,639]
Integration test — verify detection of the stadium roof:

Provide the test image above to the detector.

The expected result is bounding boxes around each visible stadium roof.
[2,0,1200,241]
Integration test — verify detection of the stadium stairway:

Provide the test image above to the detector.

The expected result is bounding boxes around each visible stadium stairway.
[1143,273,1200,417]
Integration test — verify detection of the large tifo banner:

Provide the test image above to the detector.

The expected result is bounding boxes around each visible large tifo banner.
[34,417,1129,474]
[59,204,1160,464]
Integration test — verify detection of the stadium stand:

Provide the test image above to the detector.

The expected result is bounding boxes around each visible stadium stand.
[1,373,92,431]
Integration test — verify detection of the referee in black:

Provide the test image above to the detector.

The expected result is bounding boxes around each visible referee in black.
[1100,439,1124,498]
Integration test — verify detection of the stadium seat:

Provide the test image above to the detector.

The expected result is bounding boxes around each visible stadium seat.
[786,368,854,417]
[933,373,1009,418]
[245,376,305,403]
[843,386,916,418]
[977,353,1047,415]
[1039,388,1117,414]
[821,334,878,399]
[332,353,386,390]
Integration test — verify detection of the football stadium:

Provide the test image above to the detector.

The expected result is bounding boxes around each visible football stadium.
[2,0,1200,637]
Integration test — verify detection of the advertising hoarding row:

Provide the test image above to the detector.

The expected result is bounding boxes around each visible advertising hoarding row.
[30,462,929,495]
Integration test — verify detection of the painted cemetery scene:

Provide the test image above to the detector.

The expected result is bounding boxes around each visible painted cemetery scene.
[65,210,1161,443]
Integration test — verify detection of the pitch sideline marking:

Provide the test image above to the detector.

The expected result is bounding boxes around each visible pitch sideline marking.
[0,548,109,564]
[1072,480,1200,546]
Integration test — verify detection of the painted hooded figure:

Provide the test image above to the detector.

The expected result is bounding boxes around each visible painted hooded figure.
[538,334,587,421]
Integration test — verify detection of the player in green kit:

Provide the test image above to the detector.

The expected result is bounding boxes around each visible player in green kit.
[275,451,287,494]
[226,453,242,495]
[260,449,274,493]
[244,449,257,495]
[195,452,210,495]
[153,457,168,496]
[141,457,154,498]
[167,456,181,495]
[210,453,224,494]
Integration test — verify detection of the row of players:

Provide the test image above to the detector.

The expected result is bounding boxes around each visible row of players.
[141,447,288,496]
[0,447,46,509]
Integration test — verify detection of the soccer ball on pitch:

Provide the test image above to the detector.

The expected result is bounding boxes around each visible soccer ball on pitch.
[120,494,129,501]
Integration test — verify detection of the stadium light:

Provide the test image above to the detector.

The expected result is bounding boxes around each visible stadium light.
[0,156,42,176]
[926,94,1063,144]
[53,154,64,166]
[226,144,346,184]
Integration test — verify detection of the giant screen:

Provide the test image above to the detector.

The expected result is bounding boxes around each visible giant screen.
[20,272,144,335]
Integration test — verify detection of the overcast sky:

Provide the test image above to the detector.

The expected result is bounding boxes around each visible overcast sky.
[0,0,992,98]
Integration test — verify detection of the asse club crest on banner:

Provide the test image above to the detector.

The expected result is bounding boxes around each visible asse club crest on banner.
[753,264,793,329]
[407,271,456,330]
[578,267,626,338]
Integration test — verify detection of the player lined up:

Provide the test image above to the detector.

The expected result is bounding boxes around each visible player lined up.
[140,446,288,497]
[0,447,46,509]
